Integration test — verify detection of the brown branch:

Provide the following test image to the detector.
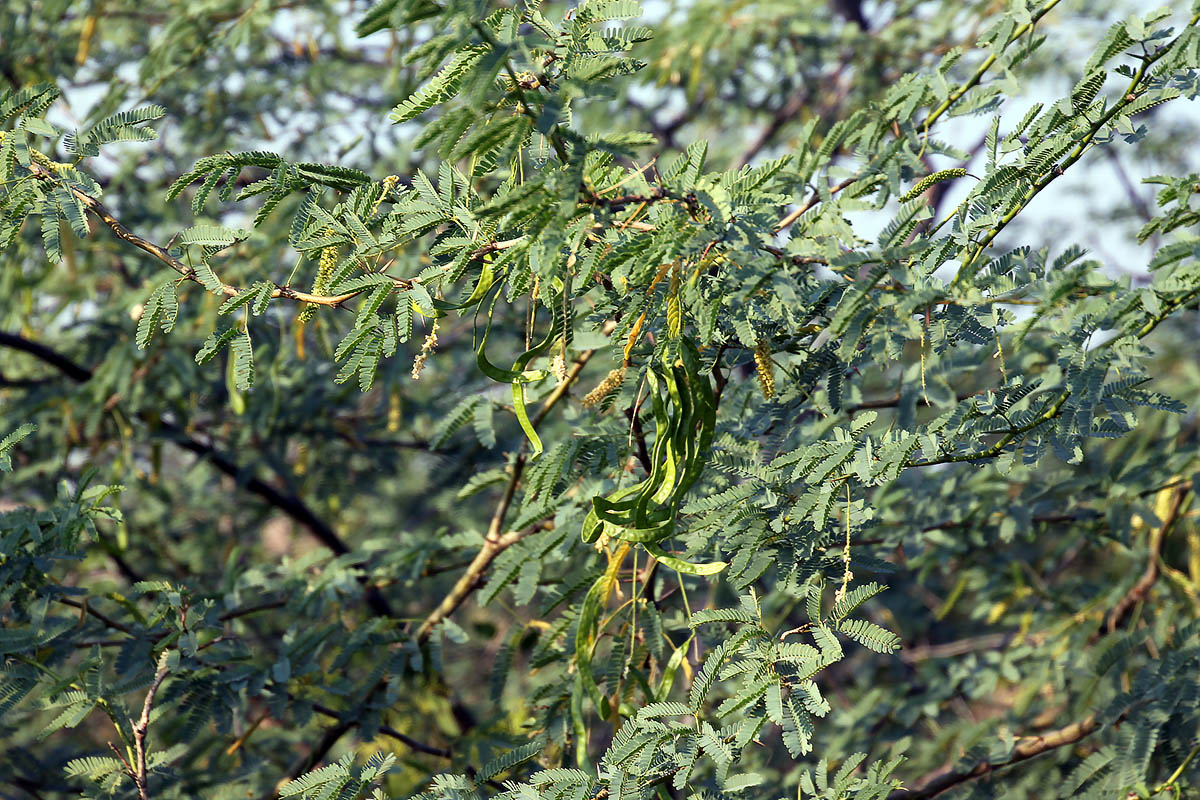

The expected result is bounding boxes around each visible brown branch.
[415,454,528,643]
[626,404,653,475]
[584,186,670,212]
[263,690,487,800]
[218,600,287,622]
[0,332,93,382]
[267,719,355,800]
[26,163,410,308]
[1104,149,1155,231]
[266,347,604,787]
[774,176,858,232]
[108,742,136,788]
[1106,487,1192,634]
[74,639,130,649]
[774,0,1067,236]
[736,84,811,170]
[887,714,1099,800]
[414,347,597,642]
[152,424,393,616]
[258,696,489,800]
[918,511,1090,535]
[899,633,1013,664]
[844,389,985,414]
[760,244,828,267]
[468,236,527,260]
[735,38,863,171]
[76,596,280,648]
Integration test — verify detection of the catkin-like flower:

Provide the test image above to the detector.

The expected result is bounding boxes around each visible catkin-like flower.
[314,239,337,295]
[387,389,402,432]
[581,367,626,408]
[298,232,337,323]
[754,340,775,399]
[411,319,439,380]
[593,527,611,551]
[899,168,967,203]
[550,351,567,383]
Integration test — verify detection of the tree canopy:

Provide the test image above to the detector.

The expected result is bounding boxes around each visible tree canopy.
[3,1,1200,799]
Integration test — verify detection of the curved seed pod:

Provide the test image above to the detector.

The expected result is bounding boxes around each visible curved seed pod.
[633,367,681,527]
[474,286,557,457]
[584,482,644,542]
[644,541,726,575]
[575,563,619,712]
[580,337,718,549]
[674,339,716,501]
[431,257,495,312]
[608,516,675,543]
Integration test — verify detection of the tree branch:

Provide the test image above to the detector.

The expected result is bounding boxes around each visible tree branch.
[774,0,1065,235]
[0,333,93,382]
[58,598,134,635]
[131,655,171,800]
[774,176,858,233]
[273,341,608,781]
[843,389,985,415]
[899,633,1014,664]
[887,714,1099,800]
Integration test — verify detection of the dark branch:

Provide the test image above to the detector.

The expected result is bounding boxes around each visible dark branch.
[0,331,391,616]
[0,333,93,381]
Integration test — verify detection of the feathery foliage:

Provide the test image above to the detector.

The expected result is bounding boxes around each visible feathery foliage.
[3,1,1200,799]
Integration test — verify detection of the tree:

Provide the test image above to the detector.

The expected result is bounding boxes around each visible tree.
[2,0,1200,798]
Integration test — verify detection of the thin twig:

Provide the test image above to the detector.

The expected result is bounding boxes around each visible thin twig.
[280,335,611,778]
[58,598,134,635]
[774,176,858,232]
[774,0,1065,235]
[309,702,451,758]
[26,162,411,307]
[1106,487,1192,634]
[954,15,1198,281]
[130,654,171,800]
[219,600,287,622]
[844,389,985,415]
[899,633,1013,663]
